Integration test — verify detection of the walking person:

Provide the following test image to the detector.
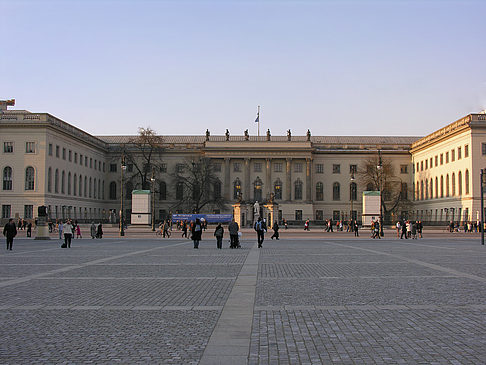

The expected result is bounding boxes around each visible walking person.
[214,223,224,249]
[64,220,73,248]
[90,222,96,239]
[400,221,408,239]
[271,221,280,240]
[182,221,188,238]
[191,218,202,249]
[58,221,64,240]
[228,219,239,248]
[27,221,32,238]
[76,224,82,239]
[3,218,17,250]
[255,217,266,248]
[96,223,103,238]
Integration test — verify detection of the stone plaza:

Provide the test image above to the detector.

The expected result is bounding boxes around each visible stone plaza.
[0,232,485,364]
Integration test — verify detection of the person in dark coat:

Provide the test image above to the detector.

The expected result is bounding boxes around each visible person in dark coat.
[353,220,359,237]
[228,219,239,248]
[3,218,17,250]
[90,222,96,239]
[27,221,32,237]
[191,219,202,249]
[254,217,266,248]
[400,221,408,239]
[214,223,224,249]
[96,223,103,238]
[271,221,279,240]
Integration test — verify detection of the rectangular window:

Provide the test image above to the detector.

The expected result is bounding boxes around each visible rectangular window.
[56,145,60,158]
[213,163,222,172]
[430,158,433,167]
[62,148,66,160]
[295,210,302,221]
[316,164,324,174]
[68,150,72,162]
[446,152,449,163]
[315,210,323,221]
[48,143,53,156]
[24,205,33,219]
[451,149,455,161]
[109,163,117,172]
[90,158,93,168]
[420,161,423,171]
[482,143,486,156]
[254,162,262,172]
[274,163,282,172]
[458,147,462,159]
[233,162,241,172]
[425,160,428,169]
[85,156,88,166]
[416,163,419,172]
[160,163,167,173]
[294,163,303,173]
[465,144,469,158]
[349,164,357,174]
[80,154,83,165]
[333,164,340,174]
[3,142,13,153]
[440,154,443,165]
[2,205,11,219]
[25,142,35,153]
[103,162,105,172]
[435,155,438,166]
[74,152,78,163]
[400,165,408,174]
[176,163,184,173]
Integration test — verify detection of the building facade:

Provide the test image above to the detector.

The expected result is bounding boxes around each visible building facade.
[1,102,485,226]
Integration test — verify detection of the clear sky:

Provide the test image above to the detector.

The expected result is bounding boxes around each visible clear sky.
[2,0,486,137]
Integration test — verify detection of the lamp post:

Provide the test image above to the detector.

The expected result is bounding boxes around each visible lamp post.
[120,154,126,236]
[151,168,155,231]
[350,170,355,229]
[377,149,384,237]
[481,169,485,245]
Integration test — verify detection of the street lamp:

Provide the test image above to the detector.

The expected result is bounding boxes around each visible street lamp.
[350,170,355,230]
[120,154,126,236]
[481,169,485,245]
[377,149,384,237]
[151,168,156,231]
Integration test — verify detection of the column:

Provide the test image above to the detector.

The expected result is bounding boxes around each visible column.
[224,158,231,200]
[245,158,251,201]
[306,158,312,201]
[266,158,272,198]
[286,158,292,201]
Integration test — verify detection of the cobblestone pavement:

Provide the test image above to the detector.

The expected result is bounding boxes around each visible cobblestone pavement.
[1,236,485,364]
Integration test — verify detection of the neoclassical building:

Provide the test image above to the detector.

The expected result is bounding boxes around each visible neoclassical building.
[1,101,485,226]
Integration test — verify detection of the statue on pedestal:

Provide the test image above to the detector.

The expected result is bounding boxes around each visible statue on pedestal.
[225,129,230,141]
[306,129,311,141]
[266,129,271,141]
[253,201,260,222]
[244,129,249,141]
[205,129,210,141]
[287,129,291,141]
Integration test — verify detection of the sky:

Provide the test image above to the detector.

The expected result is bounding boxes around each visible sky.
[1,0,486,137]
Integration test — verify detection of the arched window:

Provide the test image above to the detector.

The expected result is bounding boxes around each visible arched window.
[214,181,222,199]
[89,177,92,198]
[451,173,455,196]
[109,181,117,200]
[84,176,87,197]
[465,169,469,194]
[68,172,72,195]
[93,178,97,199]
[294,179,303,200]
[159,181,167,200]
[125,181,133,200]
[420,180,424,200]
[233,178,241,200]
[25,166,35,190]
[446,174,449,197]
[458,171,462,195]
[98,180,101,200]
[350,182,357,201]
[429,178,433,199]
[61,171,65,194]
[73,174,77,196]
[55,169,59,193]
[440,175,444,198]
[102,180,105,199]
[316,182,324,201]
[3,166,12,190]
[274,179,282,200]
[79,175,83,196]
[254,177,263,201]
[47,168,52,193]
[333,182,340,201]
[435,177,438,198]
[176,181,184,200]
[425,180,429,199]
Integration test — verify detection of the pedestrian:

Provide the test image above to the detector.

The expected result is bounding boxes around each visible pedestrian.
[417,220,423,238]
[214,223,224,249]
[27,221,32,237]
[254,217,266,248]
[64,220,73,248]
[163,220,171,238]
[96,223,103,238]
[304,219,310,231]
[411,221,417,239]
[353,220,359,237]
[406,220,412,238]
[191,218,202,249]
[283,218,288,229]
[271,221,280,240]
[228,219,239,248]
[90,222,96,239]
[58,221,64,240]
[396,221,401,238]
[3,218,17,250]
[400,221,408,239]
[182,221,188,238]
[76,224,82,239]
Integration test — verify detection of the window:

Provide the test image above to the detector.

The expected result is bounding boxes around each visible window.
[47,168,52,193]
[316,164,324,174]
[214,181,222,199]
[316,210,323,221]
[294,163,303,173]
[233,162,241,172]
[440,154,443,165]
[176,182,184,200]
[160,163,167,173]
[56,146,60,158]
[89,177,92,198]
[61,171,65,194]
[25,167,35,190]
[400,165,408,174]
[78,175,82,196]
[74,153,78,163]
[176,164,184,173]
[420,161,423,171]
[440,175,444,198]
[68,172,72,195]
[316,182,324,201]
[85,156,88,166]
[451,149,455,161]
[435,155,438,166]
[55,169,59,193]
[2,205,11,219]
[3,167,12,190]
[254,177,263,201]
[451,173,455,196]
[254,163,262,172]
[465,169,469,194]
[48,143,53,156]
[458,147,462,159]
[274,163,282,172]
[295,210,302,221]
[25,142,35,153]
[4,142,13,153]
[458,171,462,195]
[465,145,469,158]
[233,178,241,199]
[429,179,433,199]
[333,182,340,200]
[90,158,93,168]
[62,148,66,160]
[103,163,105,172]
[73,174,77,196]
[333,164,340,174]
[430,158,433,167]
[68,150,72,162]
[446,174,449,197]
[445,152,449,163]
[350,164,357,174]
[80,154,83,165]
[84,176,87,197]
[482,143,486,156]
[294,179,303,200]
[110,163,117,172]
[401,183,408,200]
[435,177,438,198]
[109,182,117,200]
[416,162,419,172]
[350,182,357,201]
[24,205,33,219]
[213,163,222,172]
[274,179,282,200]
[425,160,428,169]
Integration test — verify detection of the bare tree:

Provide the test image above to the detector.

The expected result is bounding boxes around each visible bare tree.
[170,157,226,213]
[359,155,411,222]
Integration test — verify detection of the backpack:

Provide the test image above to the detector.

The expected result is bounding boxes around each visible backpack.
[255,221,262,231]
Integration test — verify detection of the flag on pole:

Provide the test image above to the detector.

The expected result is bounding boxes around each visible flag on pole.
[254,114,259,123]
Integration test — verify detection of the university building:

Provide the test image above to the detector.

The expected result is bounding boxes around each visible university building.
[1,100,485,226]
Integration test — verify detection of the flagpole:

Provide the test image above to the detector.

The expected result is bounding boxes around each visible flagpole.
[257,105,260,137]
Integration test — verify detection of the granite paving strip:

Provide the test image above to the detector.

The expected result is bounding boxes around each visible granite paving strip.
[328,241,486,283]
[0,240,190,288]
[199,242,259,365]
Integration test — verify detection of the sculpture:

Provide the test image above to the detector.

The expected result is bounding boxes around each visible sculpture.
[225,129,230,141]
[244,129,249,141]
[205,129,210,141]
[287,129,291,141]
[253,201,260,221]
[306,129,311,141]
[266,129,271,141]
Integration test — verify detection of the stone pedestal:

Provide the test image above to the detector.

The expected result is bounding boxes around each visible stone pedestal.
[34,217,50,240]
[264,202,278,230]
[232,203,242,228]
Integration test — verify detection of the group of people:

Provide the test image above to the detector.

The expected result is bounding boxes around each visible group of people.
[396,220,423,239]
